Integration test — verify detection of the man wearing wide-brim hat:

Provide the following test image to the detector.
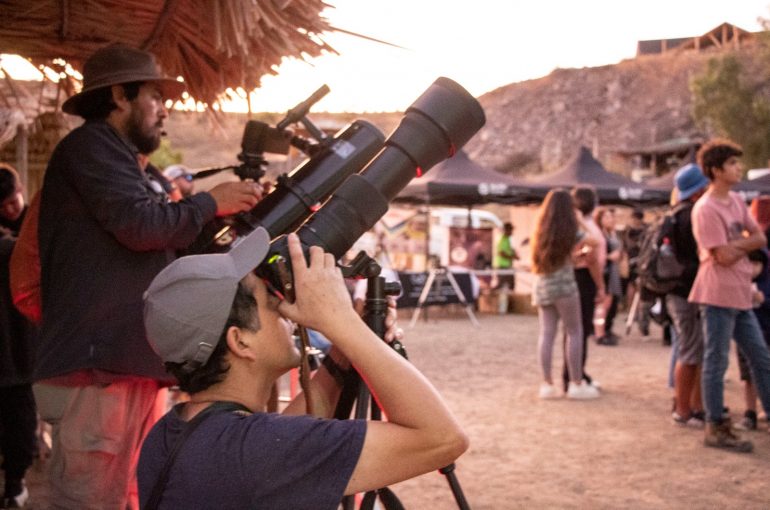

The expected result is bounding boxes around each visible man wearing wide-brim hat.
[32,44,263,509]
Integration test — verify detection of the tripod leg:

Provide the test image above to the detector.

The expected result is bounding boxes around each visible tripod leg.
[439,464,471,510]
[409,270,437,328]
[444,271,479,327]
[625,284,641,336]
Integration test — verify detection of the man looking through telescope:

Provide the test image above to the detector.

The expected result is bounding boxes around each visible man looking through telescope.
[138,230,468,508]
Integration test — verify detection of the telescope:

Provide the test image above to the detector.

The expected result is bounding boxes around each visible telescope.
[187,77,485,299]
[184,88,386,255]
[257,77,486,299]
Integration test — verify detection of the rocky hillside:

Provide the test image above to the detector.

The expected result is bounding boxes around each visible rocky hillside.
[466,46,761,176]
[166,45,763,180]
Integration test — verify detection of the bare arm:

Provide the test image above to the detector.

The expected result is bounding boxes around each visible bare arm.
[577,229,606,302]
[730,230,767,253]
[281,345,348,418]
[587,255,606,303]
[712,230,767,266]
[283,298,401,418]
[711,245,747,266]
[278,234,467,495]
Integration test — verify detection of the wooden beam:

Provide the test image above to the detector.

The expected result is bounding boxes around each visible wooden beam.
[14,128,28,197]
[141,0,180,52]
[59,0,69,40]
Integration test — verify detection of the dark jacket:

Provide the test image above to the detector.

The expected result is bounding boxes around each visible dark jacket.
[37,120,217,382]
[669,201,699,299]
[749,247,770,338]
[0,220,34,386]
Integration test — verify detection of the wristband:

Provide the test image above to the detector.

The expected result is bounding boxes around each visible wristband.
[322,355,353,386]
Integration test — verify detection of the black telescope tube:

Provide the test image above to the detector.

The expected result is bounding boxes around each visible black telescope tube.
[260,77,485,294]
[184,120,385,254]
[247,120,384,238]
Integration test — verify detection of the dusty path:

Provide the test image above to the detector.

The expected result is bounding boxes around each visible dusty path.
[21,310,770,509]
[390,311,770,509]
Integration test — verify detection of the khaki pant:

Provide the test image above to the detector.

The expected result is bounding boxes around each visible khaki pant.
[34,380,166,510]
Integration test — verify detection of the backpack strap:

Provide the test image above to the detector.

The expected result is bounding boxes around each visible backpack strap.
[143,401,252,510]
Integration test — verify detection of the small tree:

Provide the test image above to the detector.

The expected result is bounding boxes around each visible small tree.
[148,138,183,170]
[690,38,770,170]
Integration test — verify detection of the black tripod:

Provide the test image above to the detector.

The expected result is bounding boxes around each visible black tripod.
[336,252,471,510]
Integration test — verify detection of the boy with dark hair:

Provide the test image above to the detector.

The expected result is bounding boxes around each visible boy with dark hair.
[689,138,770,452]
[138,228,467,507]
[0,163,35,507]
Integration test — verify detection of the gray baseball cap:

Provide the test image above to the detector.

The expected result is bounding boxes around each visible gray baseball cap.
[143,227,270,373]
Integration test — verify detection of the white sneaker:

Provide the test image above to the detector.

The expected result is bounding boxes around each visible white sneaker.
[539,383,559,399]
[567,381,600,400]
[2,482,29,508]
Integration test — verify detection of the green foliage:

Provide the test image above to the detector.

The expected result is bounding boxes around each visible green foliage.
[148,138,183,169]
[691,52,770,170]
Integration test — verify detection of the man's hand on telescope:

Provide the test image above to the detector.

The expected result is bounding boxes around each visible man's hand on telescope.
[277,233,361,338]
[207,181,263,217]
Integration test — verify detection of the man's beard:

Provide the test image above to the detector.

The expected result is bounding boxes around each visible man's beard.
[127,108,162,154]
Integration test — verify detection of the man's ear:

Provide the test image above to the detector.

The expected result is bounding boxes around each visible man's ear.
[225,326,257,361]
[110,84,131,112]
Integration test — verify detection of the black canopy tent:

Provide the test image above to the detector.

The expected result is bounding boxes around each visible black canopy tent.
[734,172,770,200]
[391,150,529,276]
[647,167,770,202]
[393,149,532,206]
[527,146,671,206]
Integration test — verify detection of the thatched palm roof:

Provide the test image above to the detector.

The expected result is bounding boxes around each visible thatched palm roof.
[0,0,338,109]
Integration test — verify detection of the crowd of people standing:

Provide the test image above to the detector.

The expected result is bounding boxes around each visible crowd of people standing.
[528,139,770,454]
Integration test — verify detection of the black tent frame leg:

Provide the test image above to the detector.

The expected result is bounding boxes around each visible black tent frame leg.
[408,268,479,328]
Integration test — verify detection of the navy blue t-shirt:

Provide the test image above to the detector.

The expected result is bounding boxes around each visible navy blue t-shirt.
[138,405,366,509]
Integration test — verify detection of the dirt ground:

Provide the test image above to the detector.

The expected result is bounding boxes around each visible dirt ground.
[21,308,770,509]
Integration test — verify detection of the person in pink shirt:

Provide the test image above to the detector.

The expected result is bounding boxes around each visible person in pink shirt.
[689,138,770,452]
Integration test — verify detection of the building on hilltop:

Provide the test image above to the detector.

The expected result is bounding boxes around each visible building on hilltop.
[610,135,704,182]
[637,22,758,56]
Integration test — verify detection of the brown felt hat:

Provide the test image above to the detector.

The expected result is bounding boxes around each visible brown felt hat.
[62,44,186,116]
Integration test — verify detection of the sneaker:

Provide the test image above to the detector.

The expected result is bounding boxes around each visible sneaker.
[672,411,705,429]
[566,381,600,400]
[734,410,758,431]
[2,482,29,508]
[704,420,753,453]
[596,334,619,346]
[539,383,559,399]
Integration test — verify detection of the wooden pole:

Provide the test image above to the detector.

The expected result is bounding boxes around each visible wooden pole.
[15,127,29,198]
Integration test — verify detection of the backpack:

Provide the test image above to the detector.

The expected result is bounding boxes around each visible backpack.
[636,203,689,296]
